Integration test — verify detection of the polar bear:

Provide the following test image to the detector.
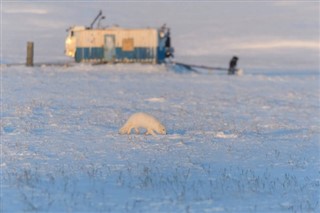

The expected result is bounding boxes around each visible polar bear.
[119,112,166,136]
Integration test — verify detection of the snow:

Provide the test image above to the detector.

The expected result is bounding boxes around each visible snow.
[1,64,319,212]
[1,1,319,212]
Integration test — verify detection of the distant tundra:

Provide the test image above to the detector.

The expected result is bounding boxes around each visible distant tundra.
[119,112,167,136]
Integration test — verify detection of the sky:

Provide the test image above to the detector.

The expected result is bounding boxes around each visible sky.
[1,1,319,71]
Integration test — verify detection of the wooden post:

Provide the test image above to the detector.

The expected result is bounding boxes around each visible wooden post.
[26,41,34,66]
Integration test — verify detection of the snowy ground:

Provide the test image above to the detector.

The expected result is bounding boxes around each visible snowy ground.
[1,1,319,212]
[1,64,319,212]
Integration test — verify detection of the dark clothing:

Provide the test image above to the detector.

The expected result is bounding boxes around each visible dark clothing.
[165,35,172,57]
[228,56,238,75]
[165,36,171,48]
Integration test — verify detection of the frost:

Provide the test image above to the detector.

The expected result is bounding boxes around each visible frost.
[215,131,238,139]
[1,65,319,212]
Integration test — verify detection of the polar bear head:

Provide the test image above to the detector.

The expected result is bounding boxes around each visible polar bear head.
[157,124,167,135]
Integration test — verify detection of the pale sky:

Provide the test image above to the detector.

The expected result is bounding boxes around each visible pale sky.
[2,1,319,70]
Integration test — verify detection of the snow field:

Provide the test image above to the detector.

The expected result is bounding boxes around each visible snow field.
[1,64,319,212]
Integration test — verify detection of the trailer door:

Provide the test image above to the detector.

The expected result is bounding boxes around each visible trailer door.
[104,34,115,62]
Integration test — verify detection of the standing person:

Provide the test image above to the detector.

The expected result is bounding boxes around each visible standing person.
[228,56,238,75]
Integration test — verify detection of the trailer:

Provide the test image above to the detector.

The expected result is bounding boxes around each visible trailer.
[65,11,173,64]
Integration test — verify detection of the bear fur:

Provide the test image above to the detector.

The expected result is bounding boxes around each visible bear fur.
[119,112,166,136]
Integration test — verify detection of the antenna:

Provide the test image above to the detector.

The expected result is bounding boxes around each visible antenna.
[90,10,102,29]
[98,16,105,28]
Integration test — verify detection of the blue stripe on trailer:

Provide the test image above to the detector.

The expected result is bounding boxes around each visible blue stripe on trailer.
[75,47,167,63]
[75,47,104,62]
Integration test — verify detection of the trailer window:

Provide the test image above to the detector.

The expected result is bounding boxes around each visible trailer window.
[122,38,134,51]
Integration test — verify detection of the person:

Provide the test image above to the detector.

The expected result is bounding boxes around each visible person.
[165,31,173,58]
[228,56,238,75]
